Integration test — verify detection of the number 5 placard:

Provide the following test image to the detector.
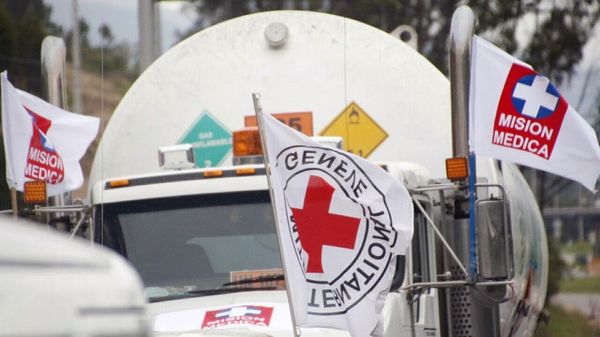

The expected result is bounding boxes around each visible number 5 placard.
[245,111,313,136]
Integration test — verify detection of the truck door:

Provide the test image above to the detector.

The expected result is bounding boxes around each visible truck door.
[409,204,441,337]
[384,200,440,337]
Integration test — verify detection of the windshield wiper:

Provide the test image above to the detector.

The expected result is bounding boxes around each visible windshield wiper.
[188,286,277,295]
[222,273,285,287]
[148,274,286,303]
[149,286,277,303]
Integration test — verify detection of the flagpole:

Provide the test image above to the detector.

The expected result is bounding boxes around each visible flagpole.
[10,187,18,219]
[41,36,71,223]
[468,152,477,278]
[252,93,301,337]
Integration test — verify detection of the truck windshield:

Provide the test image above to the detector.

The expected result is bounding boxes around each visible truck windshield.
[94,190,281,301]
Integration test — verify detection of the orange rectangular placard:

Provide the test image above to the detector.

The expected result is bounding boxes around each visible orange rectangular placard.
[245,112,313,136]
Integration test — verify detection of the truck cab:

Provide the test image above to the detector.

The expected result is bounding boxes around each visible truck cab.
[91,153,546,337]
[91,160,443,336]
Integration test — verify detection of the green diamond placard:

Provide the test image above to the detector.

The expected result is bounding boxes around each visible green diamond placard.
[179,110,232,168]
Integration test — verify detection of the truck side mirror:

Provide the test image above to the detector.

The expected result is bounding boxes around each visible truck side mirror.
[476,198,513,280]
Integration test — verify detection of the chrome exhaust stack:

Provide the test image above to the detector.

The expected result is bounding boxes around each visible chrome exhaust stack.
[447,6,500,337]
[41,37,71,222]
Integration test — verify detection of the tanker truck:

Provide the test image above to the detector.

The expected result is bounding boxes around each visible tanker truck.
[86,9,548,337]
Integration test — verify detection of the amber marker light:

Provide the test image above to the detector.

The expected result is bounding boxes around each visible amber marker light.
[233,127,263,157]
[235,167,257,175]
[108,179,130,188]
[445,157,469,181]
[203,169,224,178]
[24,181,47,204]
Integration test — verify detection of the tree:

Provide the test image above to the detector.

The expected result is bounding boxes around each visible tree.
[64,19,131,74]
[78,18,90,48]
[98,23,114,47]
[65,18,90,49]
[0,0,61,210]
[521,1,599,85]
[545,237,564,299]
[0,0,62,94]
[0,2,17,73]
[184,0,599,86]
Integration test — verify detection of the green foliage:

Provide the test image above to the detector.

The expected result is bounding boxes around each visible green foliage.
[560,276,600,293]
[0,0,57,95]
[547,237,564,298]
[0,0,59,210]
[0,2,131,212]
[524,2,598,85]
[0,2,17,73]
[519,167,597,210]
[64,18,132,75]
[594,98,600,137]
[184,0,600,85]
[534,304,596,337]
[79,42,130,74]
[64,19,90,49]
[0,135,11,209]
[562,241,594,255]
[98,24,114,46]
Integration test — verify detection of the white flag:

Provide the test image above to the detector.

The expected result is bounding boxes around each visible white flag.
[1,71,99,196]
[257,109,413,336]
[469,36,600,191]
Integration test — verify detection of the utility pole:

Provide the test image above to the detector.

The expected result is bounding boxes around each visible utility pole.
[138,0,161,72]
[71,0,82,114]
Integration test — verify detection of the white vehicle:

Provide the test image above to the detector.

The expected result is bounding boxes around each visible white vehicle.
[86,9,548,337]
[0,217,149,337]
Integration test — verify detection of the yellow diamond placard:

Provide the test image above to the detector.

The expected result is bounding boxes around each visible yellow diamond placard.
[320,102,388,158]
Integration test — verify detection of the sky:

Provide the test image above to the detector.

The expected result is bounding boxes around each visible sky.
[43,0,198,52]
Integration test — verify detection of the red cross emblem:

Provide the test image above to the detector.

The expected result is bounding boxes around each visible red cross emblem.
[290,175,360,273]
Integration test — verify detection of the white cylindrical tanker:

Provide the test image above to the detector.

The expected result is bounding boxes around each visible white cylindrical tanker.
[89,10,452,184]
